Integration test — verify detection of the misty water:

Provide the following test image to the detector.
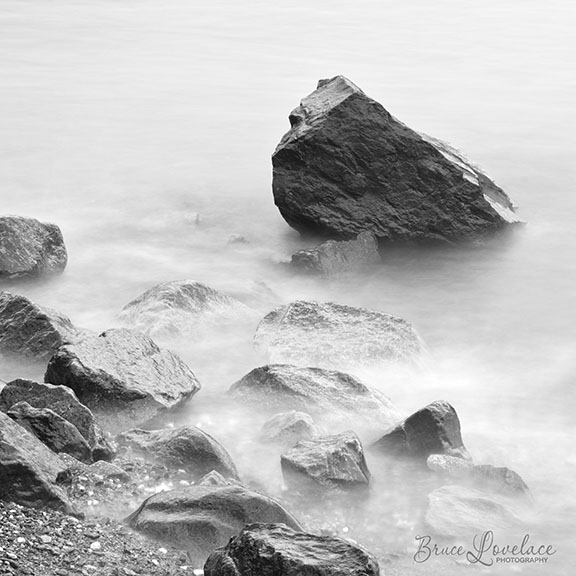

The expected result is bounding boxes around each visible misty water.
[1,1,575,574]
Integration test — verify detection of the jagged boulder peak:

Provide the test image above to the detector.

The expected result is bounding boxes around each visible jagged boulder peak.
[371,400,470,460]
[0,216,67,279]
[272,76,522,243]
[204,523,381,576]
[116,426,239,480]
[0,292,81,362]
[291,231,380,276]
[0,411,76,514]
[281,431,370,492]
[125,485,302,564]
[260,411,320,445]
[254,300,422,370]
[230,365,400,434]
[0,379,114,462]
[118,280,251,338]
[44,328,200,434]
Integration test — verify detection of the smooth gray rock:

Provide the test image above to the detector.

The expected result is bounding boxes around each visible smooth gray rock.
[0,292,80,362]
[254,300,422,370]
[44,328,200,434]
[291,231,380,276]
[0,379,115,461]
[272,76,522,243]
[0,411,77,514]
[117,425,239,480]
[230,364,399,433]
[204,523,380,576]
[371,400,470,460]
[125,484,302,563]
[281,431,370,492]
[260,411,320,446]
[118,280,250,339]
[0,216,67,279]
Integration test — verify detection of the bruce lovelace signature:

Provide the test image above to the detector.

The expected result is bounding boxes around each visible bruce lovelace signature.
[414,531,556,566]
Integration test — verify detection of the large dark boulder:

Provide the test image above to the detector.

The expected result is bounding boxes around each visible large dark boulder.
[272,76,522,243]
[291,231,380,276]
[125,484,301,563]
[371,400,470,460]
[204,523,380,576]
[118,280,250,339]
[117,425,239,480]
[230,364,399,434]
[254,300,422,370]
[0,216,67,279]
[44,328,201,434]
[0,379,114,461]
[0,411,76,514]
[0,292,80,362]
[281,431,370,492]
[7,402,93,464]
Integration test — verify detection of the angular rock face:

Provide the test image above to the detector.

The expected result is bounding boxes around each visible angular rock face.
[281,431,370,492]
[260,411,320,446]
[0,379,115,461]
[230,364,399,433]
[371,400,469,460]
[0,216,67,279]
[291,231,380,276]
[254,301,422,370]
[0,411,76,514]
[125,485,302,563]
[118,280,250,339]
[117,426,239,480]
[204,523,381,576]
[7,402,93,464]
[0,292,80,362]
[44,328,201,434]
[272,76,522,243]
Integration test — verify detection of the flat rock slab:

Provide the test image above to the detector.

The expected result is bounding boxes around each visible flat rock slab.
[44,328,201,434]
[281,431,370,492]
[255,300,422,370]
[204,522,381,576]
[125,484,302,564]
[0,215,67,279]
[117,425,239,480]
[272,76,522,243]
[0,291,81,362]
[0,411,76,514]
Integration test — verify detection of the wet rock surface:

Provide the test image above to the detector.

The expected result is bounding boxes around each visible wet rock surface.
[0,216,68,280]
[117,425,239,480]
[0,292,81,362]
[254,300,422,370]
[44,328,201,434]
[272,76,522,243]
[260,411,320,445]
[204,522,381,576]
[291,231,380,276]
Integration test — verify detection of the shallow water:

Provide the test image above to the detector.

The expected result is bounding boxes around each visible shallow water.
[1,1,575,574]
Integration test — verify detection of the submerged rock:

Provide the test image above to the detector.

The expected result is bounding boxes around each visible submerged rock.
[0,292,81,362]
[204,523,381,576]
[230,364,399,434]
[371,400,469,460]
[44,328,200,434]
[0,411,76,514]
[291,231,380,276]
[125,484,301,563]
[0,379,114,461]
[118,280,250,338]
[281,431,370,492]
[272,76,522,243]
[260,411,320,445]
[0,216,68,279]
[117,426,239,480]
[254,300,422,370]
